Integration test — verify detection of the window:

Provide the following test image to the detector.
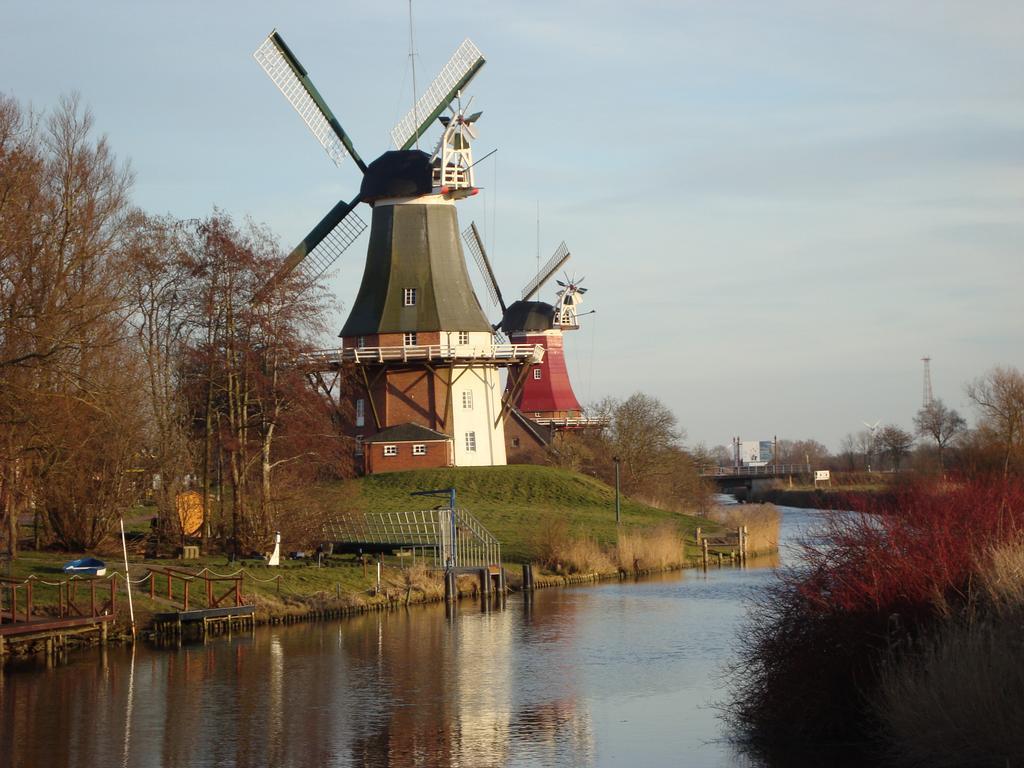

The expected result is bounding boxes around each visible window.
[462,390,473,410]
[357,336,366,349]
[355,436,364,456]
[355,398,365,427]
[533,368,542,380]
[383,445,398,457]
[465,431,477,452]
[403,287,417,306]
[403,332,417,346]
[412,444,427,456]
[511,437,520,448]
[458,331,469,345]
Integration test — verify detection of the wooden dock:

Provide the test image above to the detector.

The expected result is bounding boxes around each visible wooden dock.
[152,605,255,640]
[147,566,254,640]
[0,575,119,659]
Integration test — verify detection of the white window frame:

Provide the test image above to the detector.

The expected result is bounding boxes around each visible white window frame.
[533,368,542,380]
[403,287,417,306]
[357,336,366,349]
[383,445,398,457]
[462,390,473,410]
[403,332,417,346]
[355,398,365,427]
[457,331,469,345]
[465,431,477,452]
[355,436,365,456]
[412,444,427,456]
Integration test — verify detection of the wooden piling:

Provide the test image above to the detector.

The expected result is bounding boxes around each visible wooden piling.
[702,538,709,570]
[444,570,456,603]
[522,563,534,591]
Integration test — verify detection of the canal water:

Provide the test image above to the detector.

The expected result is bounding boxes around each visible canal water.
[0,507,820,768]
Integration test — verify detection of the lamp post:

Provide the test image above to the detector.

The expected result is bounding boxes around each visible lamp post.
[613,456,621,525]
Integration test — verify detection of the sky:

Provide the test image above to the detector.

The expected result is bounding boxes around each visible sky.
[4,1,1022,451]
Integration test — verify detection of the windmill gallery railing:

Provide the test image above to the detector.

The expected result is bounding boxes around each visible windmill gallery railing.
[324,508,501,570]
[298,343,544,369]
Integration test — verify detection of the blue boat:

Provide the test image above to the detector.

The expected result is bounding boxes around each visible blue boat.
[62,557,107,577]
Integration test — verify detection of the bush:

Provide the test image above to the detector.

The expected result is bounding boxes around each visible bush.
[728,477,1024,754]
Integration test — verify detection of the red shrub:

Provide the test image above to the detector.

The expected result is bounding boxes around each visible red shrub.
[728,476,1024,757]
[802,477,1024,617]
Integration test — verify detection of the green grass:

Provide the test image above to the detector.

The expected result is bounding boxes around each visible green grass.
[310,464,709,563]
[1,465,711,628]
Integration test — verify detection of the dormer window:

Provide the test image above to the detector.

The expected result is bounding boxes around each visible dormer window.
[403,288,417,306]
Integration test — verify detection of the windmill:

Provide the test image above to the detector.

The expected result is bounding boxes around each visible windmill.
[462,223,599,429]
[254,30,543,471]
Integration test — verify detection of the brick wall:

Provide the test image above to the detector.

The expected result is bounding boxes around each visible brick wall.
[365,439,452,474]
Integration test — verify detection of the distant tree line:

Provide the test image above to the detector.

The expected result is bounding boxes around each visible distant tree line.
[696,367,1024,478]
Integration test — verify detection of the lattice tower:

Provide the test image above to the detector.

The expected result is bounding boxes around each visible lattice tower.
[921,356,933,408]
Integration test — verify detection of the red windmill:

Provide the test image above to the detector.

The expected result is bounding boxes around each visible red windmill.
[462,223,601,429]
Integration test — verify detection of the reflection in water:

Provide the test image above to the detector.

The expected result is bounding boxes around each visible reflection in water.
[0,508,820,768]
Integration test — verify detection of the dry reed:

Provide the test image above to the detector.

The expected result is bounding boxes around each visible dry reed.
[706,504,781,555]
[877,614,1024,767]
[614,525,684,571]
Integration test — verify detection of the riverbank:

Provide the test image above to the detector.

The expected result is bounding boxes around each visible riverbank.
[1,506,776,660]
[729,476,1024,766]
[751,485,894,509]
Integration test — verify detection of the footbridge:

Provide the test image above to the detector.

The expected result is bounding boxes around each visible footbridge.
[700,464,814,495]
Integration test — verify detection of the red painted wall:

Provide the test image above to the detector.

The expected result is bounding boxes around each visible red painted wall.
[511,332,582,415]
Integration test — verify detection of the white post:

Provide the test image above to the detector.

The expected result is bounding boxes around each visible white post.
[376,559,382,595]
[120,518,136,638]
[268,531,281,567]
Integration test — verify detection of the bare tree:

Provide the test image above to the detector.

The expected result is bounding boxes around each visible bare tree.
[838,433,858,471]
[966,366,1024,477]
[0,93,138,554]
[913,399,966,471]
[877,424,914,472]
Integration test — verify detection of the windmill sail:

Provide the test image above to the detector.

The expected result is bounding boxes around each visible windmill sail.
[259,197,366,299]
[391,39,486,151]
[521,242,570,301]
[254,31,367,171]
[462,222,506,312]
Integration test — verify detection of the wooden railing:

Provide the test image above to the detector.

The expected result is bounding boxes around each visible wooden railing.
[147,567,242,612]
[0,576,116,625]
[298,343,545,368]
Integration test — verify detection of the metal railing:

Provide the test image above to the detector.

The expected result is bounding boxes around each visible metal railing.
[530,415,609,428]
[298,343,544,368]
[325,507,501,569]
[699,463,812,477]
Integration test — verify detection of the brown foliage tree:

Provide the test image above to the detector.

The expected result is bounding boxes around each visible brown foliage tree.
[0,93,139,553]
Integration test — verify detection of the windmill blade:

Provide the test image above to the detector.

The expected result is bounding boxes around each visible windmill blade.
[253,31,367,172]
[257,196,366,300]
[462,222,506,313]
[521,242,571,301]
[390,39,486,150]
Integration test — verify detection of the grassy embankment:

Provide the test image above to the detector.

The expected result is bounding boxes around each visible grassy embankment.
[6,465,743,640]
[728,476,1024,767]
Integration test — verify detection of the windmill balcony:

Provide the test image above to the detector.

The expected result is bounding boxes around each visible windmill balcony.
[297,342,545,370]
